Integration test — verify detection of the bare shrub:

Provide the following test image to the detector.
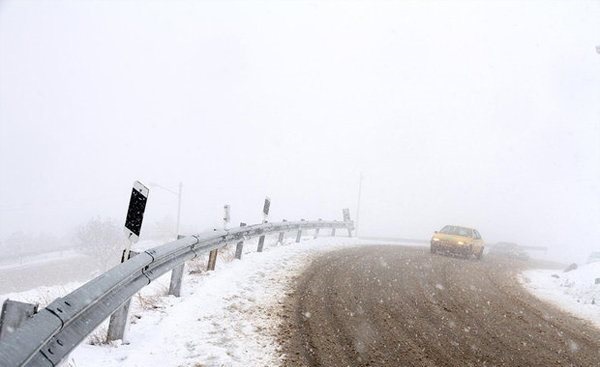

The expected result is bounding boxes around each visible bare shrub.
[187,256,207,274]
[135,292,164,311]
[219,244,235,262]
[74,217,125,271]
[87,326,108,346]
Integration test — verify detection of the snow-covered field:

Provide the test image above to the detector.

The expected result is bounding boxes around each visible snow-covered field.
[521,262,600,329]
[67,236,377,367]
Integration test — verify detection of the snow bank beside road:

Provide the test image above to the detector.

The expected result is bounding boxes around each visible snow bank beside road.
[521,262,600,329]
[69,237,373,367]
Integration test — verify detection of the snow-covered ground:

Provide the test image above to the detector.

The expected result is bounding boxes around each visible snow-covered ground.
[47,236,386,367]
[520,262,600,329]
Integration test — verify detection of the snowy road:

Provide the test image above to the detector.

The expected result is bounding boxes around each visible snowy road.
[279,246,600,367]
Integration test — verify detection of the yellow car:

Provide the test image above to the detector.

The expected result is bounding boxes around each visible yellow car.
[430,225,485,259]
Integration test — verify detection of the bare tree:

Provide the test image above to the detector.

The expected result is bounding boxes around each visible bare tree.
[75,217,124,271]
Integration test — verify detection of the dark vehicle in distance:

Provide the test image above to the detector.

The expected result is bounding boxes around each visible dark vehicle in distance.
[489,242,530,261]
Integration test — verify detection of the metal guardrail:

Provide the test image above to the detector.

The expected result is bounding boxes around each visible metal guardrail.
[0,218,353,367]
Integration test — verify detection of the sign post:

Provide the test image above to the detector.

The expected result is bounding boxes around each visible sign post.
[107,181,149,343]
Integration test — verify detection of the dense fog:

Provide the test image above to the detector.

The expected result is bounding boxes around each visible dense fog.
[1,1,599,264]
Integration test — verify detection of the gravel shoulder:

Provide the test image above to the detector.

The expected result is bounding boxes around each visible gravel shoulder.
[278,245,600,367]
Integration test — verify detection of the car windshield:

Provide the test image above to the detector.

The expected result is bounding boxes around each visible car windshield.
[440,226,472,237]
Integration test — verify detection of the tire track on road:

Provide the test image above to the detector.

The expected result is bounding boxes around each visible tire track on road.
[279,245,600,367]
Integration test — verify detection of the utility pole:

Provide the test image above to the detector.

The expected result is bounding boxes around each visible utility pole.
[356,173,363,238]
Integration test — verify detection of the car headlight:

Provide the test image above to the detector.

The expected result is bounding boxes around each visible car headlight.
[432,238,440,242]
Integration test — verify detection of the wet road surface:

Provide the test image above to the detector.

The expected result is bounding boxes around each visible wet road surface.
[279,245,600,367]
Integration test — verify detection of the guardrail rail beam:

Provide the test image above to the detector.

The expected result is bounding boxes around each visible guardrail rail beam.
[0,217,353,367]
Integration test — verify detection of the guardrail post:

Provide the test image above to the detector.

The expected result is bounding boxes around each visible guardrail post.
[107,299,132,343]
[256,235,266,252]
[168,235,186,297]
[107,251,139,343]
[314,218,322,239]
[235,222,247,260]
[343,208,353,237]
[257,197,271,252]
[207,249,218,271]
[277,219,287,244]
[296,219,305,243]
[0,300,38,342]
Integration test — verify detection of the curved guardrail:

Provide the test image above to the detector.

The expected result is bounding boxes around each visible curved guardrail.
[0,218,353,367]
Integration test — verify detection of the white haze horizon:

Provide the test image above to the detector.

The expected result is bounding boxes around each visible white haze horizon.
[1,1,599,263]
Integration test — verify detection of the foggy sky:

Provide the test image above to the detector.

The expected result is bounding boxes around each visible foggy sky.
[1,1,599,262]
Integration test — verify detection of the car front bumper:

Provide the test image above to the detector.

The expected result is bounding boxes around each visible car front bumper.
[431,241,472,255]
